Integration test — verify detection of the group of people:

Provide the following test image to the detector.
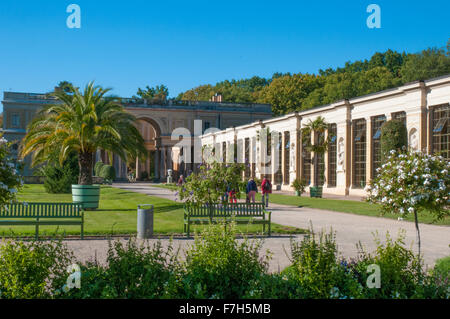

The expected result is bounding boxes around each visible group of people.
[224,177,272,207]
[176,173,272,207]
[245,176,272,207]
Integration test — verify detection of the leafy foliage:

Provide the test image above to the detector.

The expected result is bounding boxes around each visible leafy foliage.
[99,164,116,181]
[0,240,74,299]
[62,238,180,299]
[42,154,79,193]
[380,120,407,160]
[0,135,23,205]
[94,161,104,177]
[20,81,146,185]
[177,161,245,205]
[180,222,269,299]
[176,45,450,115]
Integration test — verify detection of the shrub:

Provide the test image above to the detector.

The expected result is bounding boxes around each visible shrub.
[94,161,104,176]
[380,120,407,160]
[42,155,79,193]
[366,149,450,255]
[178,161,245,205]
[180,222,270,298]
[140,171,149,181]
[291,178,307,194]
[351,231,429,298]
[0,135,23,205]
[286,227,361,298]
[62,238,180,299]
[99,164,116,181]
[434,256,450,280]
[0,240,74,299]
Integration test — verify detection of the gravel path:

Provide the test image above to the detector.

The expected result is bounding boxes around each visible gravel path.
[62,183,449,271]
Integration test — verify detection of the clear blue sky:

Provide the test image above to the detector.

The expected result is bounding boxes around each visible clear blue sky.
[0,0,449,111]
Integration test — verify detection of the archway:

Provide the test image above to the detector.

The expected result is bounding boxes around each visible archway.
[135,117,163,181]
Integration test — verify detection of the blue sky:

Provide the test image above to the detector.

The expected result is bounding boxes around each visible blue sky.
[0,0,449,111]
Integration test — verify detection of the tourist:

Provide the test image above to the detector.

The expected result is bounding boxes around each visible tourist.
[228,184,237,203]
[177,174,185,186]
[261,176,272,207]
[246,178,258,203]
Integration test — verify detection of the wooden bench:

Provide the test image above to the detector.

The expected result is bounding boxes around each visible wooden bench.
[183,202,271,237]
[0,202,84,239]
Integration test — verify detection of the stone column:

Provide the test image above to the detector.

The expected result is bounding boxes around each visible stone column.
[136,157,140,181]
[160,147,166,180]
[154,149,160,179]
[310,131,317,187]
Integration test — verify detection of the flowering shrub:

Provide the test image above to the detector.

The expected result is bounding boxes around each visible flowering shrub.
[366,149,449,219]
[0,136,23,206]
[177,161,245,205]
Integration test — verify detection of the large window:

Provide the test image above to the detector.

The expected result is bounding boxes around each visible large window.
[432,104,449,160]
[284,131,290,185]
[274,132,282,184]
[353,119,366,188]
[392,111,406,126]
[318,131,325,186]
[244,138,250,178]
[372,115,386,177]
[327,124,337,187]
[302,131,311,185]
[11,114,20,127]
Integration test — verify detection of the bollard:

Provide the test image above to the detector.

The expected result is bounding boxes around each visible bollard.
[137,204,154,239]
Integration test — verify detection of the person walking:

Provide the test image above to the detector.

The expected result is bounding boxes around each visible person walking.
[228,184,237,203]
[261,176,272,208]
[177,174,185,186]
[246,178,258,203]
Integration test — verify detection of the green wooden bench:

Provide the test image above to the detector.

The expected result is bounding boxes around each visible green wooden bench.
[183,202,271,237]
[0,202,84,239]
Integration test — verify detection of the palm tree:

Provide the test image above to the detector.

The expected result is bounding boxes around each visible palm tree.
[20,81,147,185]
[301,116,330,188]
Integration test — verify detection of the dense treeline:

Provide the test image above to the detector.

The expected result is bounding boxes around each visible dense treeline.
[175,42,450,115]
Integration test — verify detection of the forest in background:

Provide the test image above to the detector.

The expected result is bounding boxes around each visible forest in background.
[171,41,450,115]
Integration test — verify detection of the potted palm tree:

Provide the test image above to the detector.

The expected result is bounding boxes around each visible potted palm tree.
[291,178,306,196]
[301,116,330,198]
[20,82,146,209]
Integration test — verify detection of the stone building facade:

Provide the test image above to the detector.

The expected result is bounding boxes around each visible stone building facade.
[200,75,450,196]
[1,92,272,180]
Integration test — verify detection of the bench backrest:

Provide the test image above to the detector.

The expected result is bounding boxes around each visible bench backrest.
[0,202,83,218]
[185,203,265,218]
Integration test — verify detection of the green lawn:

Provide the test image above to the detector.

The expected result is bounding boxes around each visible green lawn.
[0,184,305,237]
[147,183,449,226]
[253,192,449,226]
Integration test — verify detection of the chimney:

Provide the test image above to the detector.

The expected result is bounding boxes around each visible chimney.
[210,93,223,103]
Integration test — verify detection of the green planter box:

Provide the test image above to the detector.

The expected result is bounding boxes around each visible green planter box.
[72,184,101,210]
[309,186,323,198]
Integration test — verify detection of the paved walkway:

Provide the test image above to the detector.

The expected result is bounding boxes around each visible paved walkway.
[109,183,450,268]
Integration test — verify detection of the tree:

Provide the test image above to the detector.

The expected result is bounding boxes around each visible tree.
[177,161,245,205]
[179,84,215,101]
[366,150,450,256]
[135,84,169,100]
[0,135,23,205]
[380,120,408,161]
[400,48,450,83]
[301,116,330,187]
[258,73,322,115]
[20,81,147,185]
